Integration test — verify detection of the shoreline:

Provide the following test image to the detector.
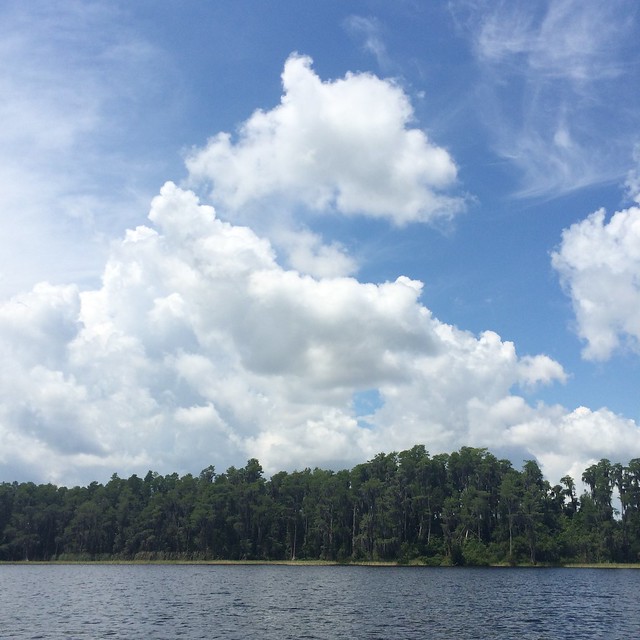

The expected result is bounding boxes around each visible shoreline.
[2,559,640,569]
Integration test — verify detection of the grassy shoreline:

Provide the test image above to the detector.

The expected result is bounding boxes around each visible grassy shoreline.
[2,559,640,568]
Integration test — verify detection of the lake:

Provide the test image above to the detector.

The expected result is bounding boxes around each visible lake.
[1,564,638,639]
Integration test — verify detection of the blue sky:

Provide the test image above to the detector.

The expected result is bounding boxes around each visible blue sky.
[1,0,639,487]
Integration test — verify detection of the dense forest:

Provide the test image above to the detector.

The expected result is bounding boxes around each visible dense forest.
[2,445,640,565]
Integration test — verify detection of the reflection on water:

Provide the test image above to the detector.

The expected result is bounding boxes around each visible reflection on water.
[1,565,639,639]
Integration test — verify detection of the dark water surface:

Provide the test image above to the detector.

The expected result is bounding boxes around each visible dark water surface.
[1,564,639,639]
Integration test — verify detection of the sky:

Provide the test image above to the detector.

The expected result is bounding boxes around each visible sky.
[1,0,640,488]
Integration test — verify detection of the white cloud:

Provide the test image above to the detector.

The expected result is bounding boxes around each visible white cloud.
[0,1,178,298]
[453,0,640,197]
[1,24,638,488]
[269,227,357,278]
[344,15,392,72]
[187,54,464,226]
[626,145,640,204]
[506,405,640,487]
[552,202,640,360]
[517,354,568,389]
[3,183,620,487]
[475,0,630,82]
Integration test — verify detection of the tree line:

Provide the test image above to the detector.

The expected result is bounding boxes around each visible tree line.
[1,445,640,565]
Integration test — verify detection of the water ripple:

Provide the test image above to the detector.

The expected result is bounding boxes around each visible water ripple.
[1,565,640,639]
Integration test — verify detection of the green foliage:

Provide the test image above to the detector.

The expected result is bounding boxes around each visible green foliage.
[0,447,637,564]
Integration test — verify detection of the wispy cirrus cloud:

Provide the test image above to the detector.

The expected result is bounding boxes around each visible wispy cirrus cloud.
[343,15,393,72]
[452,0,640,197]
[474,0,632,81]
[0,0,178,298]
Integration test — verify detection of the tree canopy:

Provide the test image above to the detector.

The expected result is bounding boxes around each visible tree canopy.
[2,445,640,565]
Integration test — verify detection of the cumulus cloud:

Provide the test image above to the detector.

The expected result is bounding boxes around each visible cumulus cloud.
[552,200,640,360]
[506,405,640,486]
[187,54,464,226]
[268,227,357,278]
[2,38,639,487]
[0,182,593,485]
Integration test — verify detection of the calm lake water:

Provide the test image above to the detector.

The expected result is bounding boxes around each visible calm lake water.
[1,564,639,639]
